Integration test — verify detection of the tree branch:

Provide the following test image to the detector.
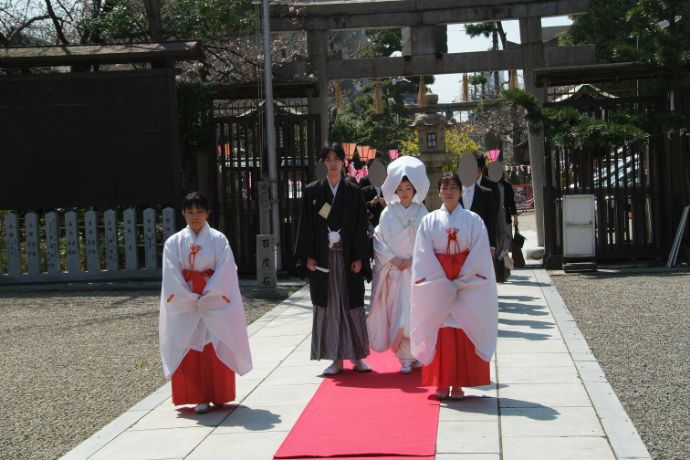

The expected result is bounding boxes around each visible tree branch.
[7,14,50,42]
[54,0,75,24]
[497,21,507,50]
[44,0,69,44]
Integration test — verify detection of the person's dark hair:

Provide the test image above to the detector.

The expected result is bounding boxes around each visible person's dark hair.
[182,191,209,211]
[474,153,487,169]
[437,172,461,190]
[319,142,345,161]
[397,175,417,194]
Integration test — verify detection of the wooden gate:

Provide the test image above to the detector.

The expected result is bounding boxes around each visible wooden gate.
[544,96,670,262]
[213,113,320,273]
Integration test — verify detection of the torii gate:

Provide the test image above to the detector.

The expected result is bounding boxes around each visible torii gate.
[268,0,594,246]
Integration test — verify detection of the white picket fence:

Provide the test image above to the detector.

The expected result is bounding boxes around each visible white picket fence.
[0,207,176,284]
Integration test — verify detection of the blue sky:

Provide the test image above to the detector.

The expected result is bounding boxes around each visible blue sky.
[429,16,573,103]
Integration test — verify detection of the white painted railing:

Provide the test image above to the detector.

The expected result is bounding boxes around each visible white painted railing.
[0,207,176,284]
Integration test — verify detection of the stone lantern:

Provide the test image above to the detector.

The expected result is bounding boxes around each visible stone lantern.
[410,93,456,209]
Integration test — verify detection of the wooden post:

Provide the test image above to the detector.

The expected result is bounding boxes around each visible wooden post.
[123,208,138,270]
[65,210,80,273]
[85,210,100,272]
[5,213,20,276]
[25,212,40,274]
[45,212,60,273]
[104,209,119,271]
[143,208,157,270]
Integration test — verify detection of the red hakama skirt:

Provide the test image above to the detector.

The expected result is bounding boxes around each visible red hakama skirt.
[171,343,236,405]
[170,267,236,405]
[421,249,490,388]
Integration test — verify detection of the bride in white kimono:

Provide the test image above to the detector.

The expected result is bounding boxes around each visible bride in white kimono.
[367,156,429,373]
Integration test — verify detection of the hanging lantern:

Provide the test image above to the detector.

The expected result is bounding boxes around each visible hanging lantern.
[374,81,383,114]
[342,142,356,160]
[360,145,371,161]
[335,80,343,109]
[417,76,426,106]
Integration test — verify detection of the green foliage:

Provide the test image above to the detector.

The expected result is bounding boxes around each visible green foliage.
[177,81,216,146]
[80,0,255,41]
[563,0,690,130]
[162,0,255,41]
[468,74,487,86]
[502,89,544,128]
[465,23,495,38]
[444,126,480,172]
[363,29,402,57]
[503,89,648,150]
[177,81,216,175]
[79,1,148,39]
[565,0,638,62]
[625,0,690,67]
[545,108,647,150]
[565,0,690,88]
[330,81,415,153]
[399,135,420,157]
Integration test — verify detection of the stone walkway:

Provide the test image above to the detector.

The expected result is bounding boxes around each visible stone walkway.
[62,269,650,460]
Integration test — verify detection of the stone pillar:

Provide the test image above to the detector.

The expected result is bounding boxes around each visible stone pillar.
[520,17,546,247]
[411,93,453,210]
[420,152,447,209]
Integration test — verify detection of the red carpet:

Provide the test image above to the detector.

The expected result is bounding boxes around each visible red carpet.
[274,350,439,459]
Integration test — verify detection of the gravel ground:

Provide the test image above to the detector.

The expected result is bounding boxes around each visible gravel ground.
[551,271,690,460]
[0,280,304,460]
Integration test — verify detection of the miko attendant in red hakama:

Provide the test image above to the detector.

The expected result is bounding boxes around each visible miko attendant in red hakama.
[159,192,252,413]
[410,173,498,399]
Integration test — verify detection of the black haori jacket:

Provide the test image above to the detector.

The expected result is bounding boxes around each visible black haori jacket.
[296,178,371,309]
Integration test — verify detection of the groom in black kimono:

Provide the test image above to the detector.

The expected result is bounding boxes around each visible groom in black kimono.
[296,142,372,375]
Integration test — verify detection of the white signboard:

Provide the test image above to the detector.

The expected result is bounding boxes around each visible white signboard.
[562,194,596,258]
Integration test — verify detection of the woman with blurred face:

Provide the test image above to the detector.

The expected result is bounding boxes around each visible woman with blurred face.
[410,172,498,400]
[367,156,429,373]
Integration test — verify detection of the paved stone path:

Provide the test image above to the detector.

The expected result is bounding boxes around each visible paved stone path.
[62,269,650,460]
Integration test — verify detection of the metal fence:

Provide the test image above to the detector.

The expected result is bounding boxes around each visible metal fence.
[213,108,320,273]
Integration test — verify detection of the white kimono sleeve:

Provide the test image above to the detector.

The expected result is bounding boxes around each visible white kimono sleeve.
[197,236,253,376]
[409,216,458,365]
[159,238,202,378]
[448,215,498,362]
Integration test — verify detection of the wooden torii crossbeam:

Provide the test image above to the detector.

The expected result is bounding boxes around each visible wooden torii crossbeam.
[269,0,591,31]
[276,45,595,80]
